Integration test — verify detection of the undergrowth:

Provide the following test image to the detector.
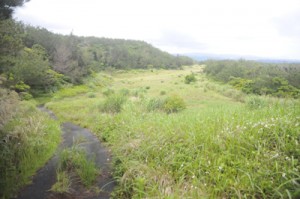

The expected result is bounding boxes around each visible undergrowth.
[0,90,61,198]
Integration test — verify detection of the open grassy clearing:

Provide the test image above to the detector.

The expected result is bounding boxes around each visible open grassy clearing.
[46,65,300,198]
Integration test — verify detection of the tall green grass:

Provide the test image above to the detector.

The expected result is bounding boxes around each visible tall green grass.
[0,101,61,198]
[46,67,300,198]
[55,145,99,189]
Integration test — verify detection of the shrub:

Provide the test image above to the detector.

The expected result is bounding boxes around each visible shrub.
[163,95,186,113]
[100,93,127,113]
[184,73,196,84]
[19,92,33,100]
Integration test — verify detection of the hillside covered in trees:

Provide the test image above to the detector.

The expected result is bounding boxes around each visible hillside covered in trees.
[0,19,194,96]
[204,60,300,98]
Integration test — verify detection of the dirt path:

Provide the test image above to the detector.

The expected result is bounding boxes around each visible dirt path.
[16,107,115,199]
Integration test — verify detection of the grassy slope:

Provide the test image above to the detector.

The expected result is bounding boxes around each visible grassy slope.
[0,101,61,198]
[46,66,300,198]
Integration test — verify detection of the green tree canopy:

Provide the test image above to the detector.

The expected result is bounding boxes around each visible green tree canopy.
[0,0,30,19]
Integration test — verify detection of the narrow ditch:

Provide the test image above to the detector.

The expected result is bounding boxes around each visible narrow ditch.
[16,107,115,199]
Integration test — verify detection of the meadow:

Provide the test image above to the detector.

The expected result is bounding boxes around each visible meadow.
[46,65,300,198]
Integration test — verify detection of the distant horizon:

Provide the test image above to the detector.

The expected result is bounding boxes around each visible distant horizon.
[14,0,300,61]
[180,52,300,63]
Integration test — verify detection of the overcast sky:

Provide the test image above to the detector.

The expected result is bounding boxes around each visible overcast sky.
[14,0,300,60]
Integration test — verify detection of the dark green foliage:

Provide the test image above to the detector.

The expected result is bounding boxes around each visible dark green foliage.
[0,0,30,19]
[184,73,196,84]
[1,18,194,96]
[204,60,300,98]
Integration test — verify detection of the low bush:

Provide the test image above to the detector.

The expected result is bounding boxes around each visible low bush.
[163,95,186,113]
[100,93,127,113]
[184,73,196,84]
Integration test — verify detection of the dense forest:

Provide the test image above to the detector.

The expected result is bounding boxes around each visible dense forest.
[203,60,300,98]
[0,19,194,97]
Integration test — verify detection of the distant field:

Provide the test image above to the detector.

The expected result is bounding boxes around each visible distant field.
[47,65,300,198]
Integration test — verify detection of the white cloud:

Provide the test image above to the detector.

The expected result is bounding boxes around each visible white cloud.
[14,0,300,59]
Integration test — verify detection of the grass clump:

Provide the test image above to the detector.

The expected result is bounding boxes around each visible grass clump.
[50,171,71,193]
[102,88,115,96]
[160,90,166,95]
[55,146,99,189]
[146,98,165,112]
[246,95,268,109]
[100,93,127,113]
[162,95,186,113]
[87,92,96,98]
[184,73,196,84]
[146,95,186,113]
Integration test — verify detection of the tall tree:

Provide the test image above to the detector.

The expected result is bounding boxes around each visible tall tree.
[0,0,30,19]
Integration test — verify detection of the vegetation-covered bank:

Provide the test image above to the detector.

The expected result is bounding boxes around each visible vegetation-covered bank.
[0,88,61,198]
[203,60,300,98]
[46,66,300,198]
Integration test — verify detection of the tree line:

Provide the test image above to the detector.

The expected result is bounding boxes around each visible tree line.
[203,60,300,98]
[0,18,194,97]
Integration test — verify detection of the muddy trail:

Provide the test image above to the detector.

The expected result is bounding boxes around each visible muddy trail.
[15,107,116,199]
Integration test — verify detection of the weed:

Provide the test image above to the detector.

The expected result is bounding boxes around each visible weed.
[50,171,71,193]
